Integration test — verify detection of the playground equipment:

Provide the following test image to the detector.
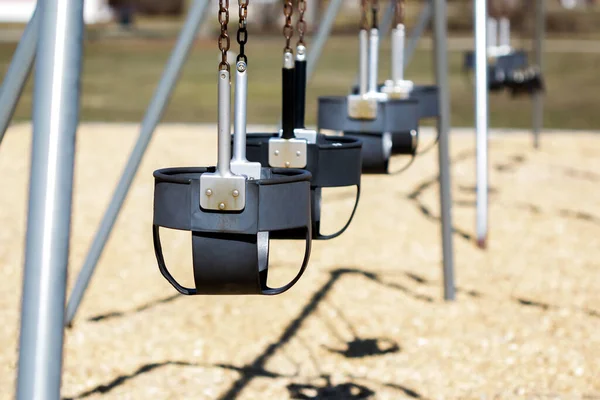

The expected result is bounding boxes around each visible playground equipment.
[243,0,363,240]
[317,0,442,176]
[468,0,546,248]
[464,2,544,96]
[153,1,313,295]
[0,0,455,397]
[318,0,422,173]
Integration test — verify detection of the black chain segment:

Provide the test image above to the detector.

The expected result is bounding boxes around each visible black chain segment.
[237,0,248,64]
[371,0,379,29]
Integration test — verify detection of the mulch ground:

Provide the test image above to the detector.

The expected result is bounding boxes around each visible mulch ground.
[0,124,598,400]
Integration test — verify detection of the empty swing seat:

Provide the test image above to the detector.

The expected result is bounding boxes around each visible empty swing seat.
[317,95,420,173]
[153,167,312,295]
[244,132,363,240]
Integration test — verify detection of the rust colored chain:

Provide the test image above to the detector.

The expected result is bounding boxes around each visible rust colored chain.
[395,0,405,26]
[218,0,230,71]
[237,0,248,64]
[371,0,379,29]
[360,0,368,31]
[283,0,294,52]
[297,0,307,46]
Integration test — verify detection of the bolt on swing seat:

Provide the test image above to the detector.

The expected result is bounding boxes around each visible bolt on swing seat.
[152,3,314,295]
[242,42,363,240]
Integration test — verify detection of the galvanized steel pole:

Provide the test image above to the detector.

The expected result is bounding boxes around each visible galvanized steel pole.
[0,8,39,145]
[532,0,545,149]
[433,0,456,301]
[474,0,489,249]
[16,0,84,398]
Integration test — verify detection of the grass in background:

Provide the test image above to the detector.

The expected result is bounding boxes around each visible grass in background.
[0,35,598,130]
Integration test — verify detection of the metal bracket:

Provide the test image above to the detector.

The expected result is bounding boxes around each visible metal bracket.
[231,160,261,180]
[200,173,246,211]
[347,94,379,120]
[293,128,318,144]
[382,79,414,99]
[200,68,247,212]
[268,137,308,168]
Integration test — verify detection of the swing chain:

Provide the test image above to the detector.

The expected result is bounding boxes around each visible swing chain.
[283,0,294,53]
[297,0,307,46]
[371,0,379,29]
[218,0,231,71]
[360,0,368,31]
[237,0,249,64]
[394,0,405,26]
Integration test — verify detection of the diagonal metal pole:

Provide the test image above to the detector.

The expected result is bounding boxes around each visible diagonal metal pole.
[65,0,210,326]
[474,0,489,249]
[404,0,432,69]
[306,0,344,82]
[380,0,396,36]
[0,8,39,145]
[16,0,84,398]
[532,0,545,149]
[433,0,455,301]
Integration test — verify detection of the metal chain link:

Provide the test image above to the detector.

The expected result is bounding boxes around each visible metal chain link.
[218,0,230,71]
[237,0,248,64]
[297,0,307,46]
[360,0,368,31]
[283,0,294,52]
[371,0,379,29]
[395,0,405,26]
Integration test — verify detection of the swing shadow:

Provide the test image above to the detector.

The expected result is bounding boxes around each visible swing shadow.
[87,294,180,323]
[65,268,429,400]
[216,268,428,400]
[62,361,288,400]
[406,150,529,246]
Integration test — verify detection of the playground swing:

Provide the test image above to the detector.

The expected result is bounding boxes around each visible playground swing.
[152,0,313,295]
[243,0,364,240]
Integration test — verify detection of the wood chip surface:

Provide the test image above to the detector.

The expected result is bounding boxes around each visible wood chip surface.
[0,124,598,400]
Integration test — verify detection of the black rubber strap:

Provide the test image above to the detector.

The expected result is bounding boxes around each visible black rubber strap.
[345,133,390,174]
[282,67,296,139]
[153,225,197,295]
[315,185,361,240]
[153,224,312,296]
[312,135,362,188]
[192,231,263,295]
[294,59,307,129]
[261,225,312,295]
